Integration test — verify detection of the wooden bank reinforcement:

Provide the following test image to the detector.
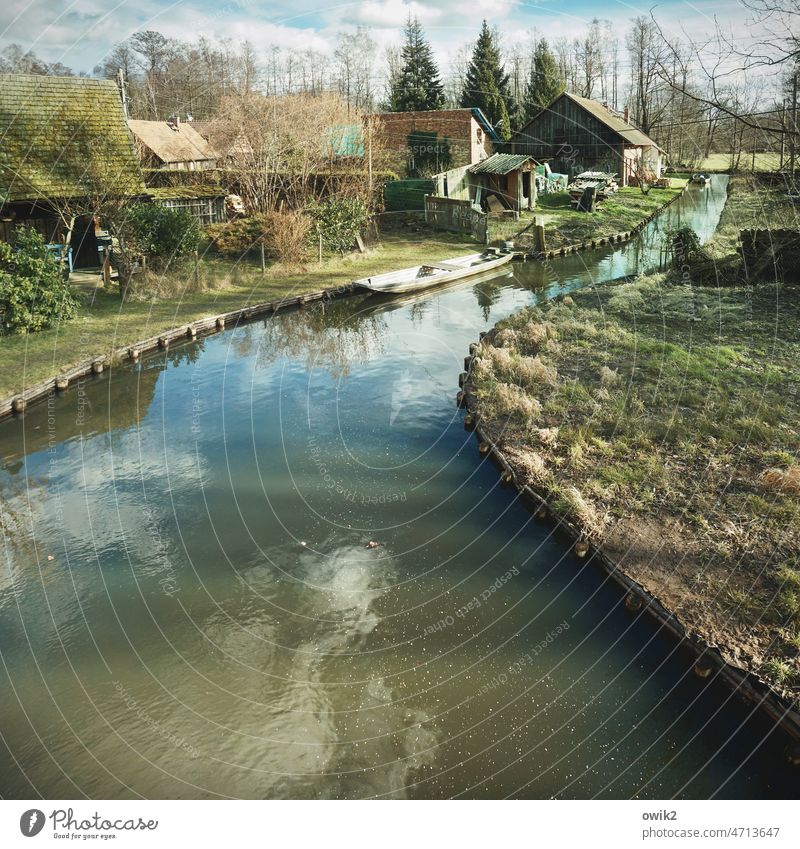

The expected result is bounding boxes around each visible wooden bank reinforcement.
[458,333,800,756]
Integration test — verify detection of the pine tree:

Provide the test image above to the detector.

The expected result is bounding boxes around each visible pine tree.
[522,39,565,122]
[459,21,515,141]
[386,16,444,112]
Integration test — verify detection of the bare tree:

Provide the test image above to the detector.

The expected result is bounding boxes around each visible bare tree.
[212,92,380,213]
[627,17,668,136]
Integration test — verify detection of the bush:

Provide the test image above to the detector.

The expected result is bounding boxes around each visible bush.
[666,226,707,265]
[264,211,311,264]
[0,227,79,334]
[206,211,312,264]
[206,215,269,258]
[124,203,201,269]
[310,197,369,255]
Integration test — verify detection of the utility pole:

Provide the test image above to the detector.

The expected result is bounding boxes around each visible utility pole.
[780,99,786,171]
[791,71,798,185]
[117,68,128,120]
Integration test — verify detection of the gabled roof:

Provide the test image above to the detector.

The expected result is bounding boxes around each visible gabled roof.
[563,93,661,148]
[191,121,252,159]
[469,108,501,144]
[0,73,145,204]
[127,119,216,165]
[522,92,663,150]
[469,153,535,175]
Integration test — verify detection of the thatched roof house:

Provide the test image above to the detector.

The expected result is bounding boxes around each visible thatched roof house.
[0,73,145,206]
[127,118,217,171]
[0,73,146,267]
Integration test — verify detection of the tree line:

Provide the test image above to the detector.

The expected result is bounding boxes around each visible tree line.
[1,5,797,169]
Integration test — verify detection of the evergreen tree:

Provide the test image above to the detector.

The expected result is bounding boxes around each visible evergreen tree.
[522,39,565,122]
[387,16,444,112]
[459,21,515,141]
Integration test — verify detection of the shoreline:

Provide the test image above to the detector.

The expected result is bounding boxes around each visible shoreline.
[459,333,800,745]
[0,281,357,420]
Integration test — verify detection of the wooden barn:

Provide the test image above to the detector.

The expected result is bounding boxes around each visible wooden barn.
[0,73,146,268]
[510,92,664,187]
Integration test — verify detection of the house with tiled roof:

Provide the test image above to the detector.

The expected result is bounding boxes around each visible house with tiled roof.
[127,118,217,171]
[0,73,146,267]
[510,92,664,187]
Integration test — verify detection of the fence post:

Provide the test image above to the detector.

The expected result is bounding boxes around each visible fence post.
[260,242,266,273]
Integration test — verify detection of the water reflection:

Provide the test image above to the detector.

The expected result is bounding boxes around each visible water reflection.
[4,178,788,800]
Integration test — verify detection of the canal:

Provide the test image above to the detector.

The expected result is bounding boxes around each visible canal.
[1,176,794,798]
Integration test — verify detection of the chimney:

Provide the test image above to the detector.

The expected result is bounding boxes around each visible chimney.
[623,106,629,124]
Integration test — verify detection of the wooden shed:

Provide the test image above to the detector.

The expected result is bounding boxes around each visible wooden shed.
[510,92,664,187]
[376,108,498,177]
[468,153,537,212]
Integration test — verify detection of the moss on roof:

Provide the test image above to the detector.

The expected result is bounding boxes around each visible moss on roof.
[0,73,146,204]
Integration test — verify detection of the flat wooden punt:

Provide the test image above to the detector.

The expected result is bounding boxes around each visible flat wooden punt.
[354,252,513,295]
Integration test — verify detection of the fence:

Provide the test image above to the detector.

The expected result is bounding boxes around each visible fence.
[424,196,488,243]
[156,195,226,225]
[383,179,435,213]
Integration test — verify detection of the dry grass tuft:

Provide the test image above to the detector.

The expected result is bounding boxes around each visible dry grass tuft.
[515,355,558,388]
[600,366,620,386]
[495,328,519,348]
[535,427,559,448]
[491,383,542,420]
[560,485,609,541]
[505,446,551,486]
[760,466,800,495]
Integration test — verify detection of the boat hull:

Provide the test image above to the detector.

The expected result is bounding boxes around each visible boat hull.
[354,252,514,294]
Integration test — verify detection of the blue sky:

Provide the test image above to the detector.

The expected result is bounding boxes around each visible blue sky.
[0,1,759,76]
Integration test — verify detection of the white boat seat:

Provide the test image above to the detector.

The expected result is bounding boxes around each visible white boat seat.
[420,261,463,272]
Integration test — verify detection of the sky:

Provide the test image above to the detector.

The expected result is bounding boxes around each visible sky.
[0,0,768,77]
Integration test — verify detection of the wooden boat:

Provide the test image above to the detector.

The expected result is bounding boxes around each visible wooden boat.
[691,173,711,185]
[362,267,515,311]
[353,251,513,294]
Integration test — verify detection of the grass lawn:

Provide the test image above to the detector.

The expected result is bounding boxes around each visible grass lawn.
[0,230,476,400]
[697,152,782,172]
[493,181,686,251]
[467,175,800,699]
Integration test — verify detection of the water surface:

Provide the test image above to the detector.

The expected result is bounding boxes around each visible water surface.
[3,177,794,798]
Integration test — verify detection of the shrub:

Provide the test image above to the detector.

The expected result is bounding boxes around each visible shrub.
[124,203,201,269]
[263,211,311,264]
[206,215,269,258]
[206,211,312,264]
[310,197,369,255]
[0,227,79,334]
[666,226,707,265]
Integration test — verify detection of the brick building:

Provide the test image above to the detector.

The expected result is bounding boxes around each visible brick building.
[376,108,499,177]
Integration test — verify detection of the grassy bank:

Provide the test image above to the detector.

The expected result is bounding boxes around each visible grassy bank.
[494,181,686,251]
[0,230,475,400]
[467,176,800,700]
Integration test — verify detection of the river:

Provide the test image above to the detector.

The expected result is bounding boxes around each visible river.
[1,176,794,798]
